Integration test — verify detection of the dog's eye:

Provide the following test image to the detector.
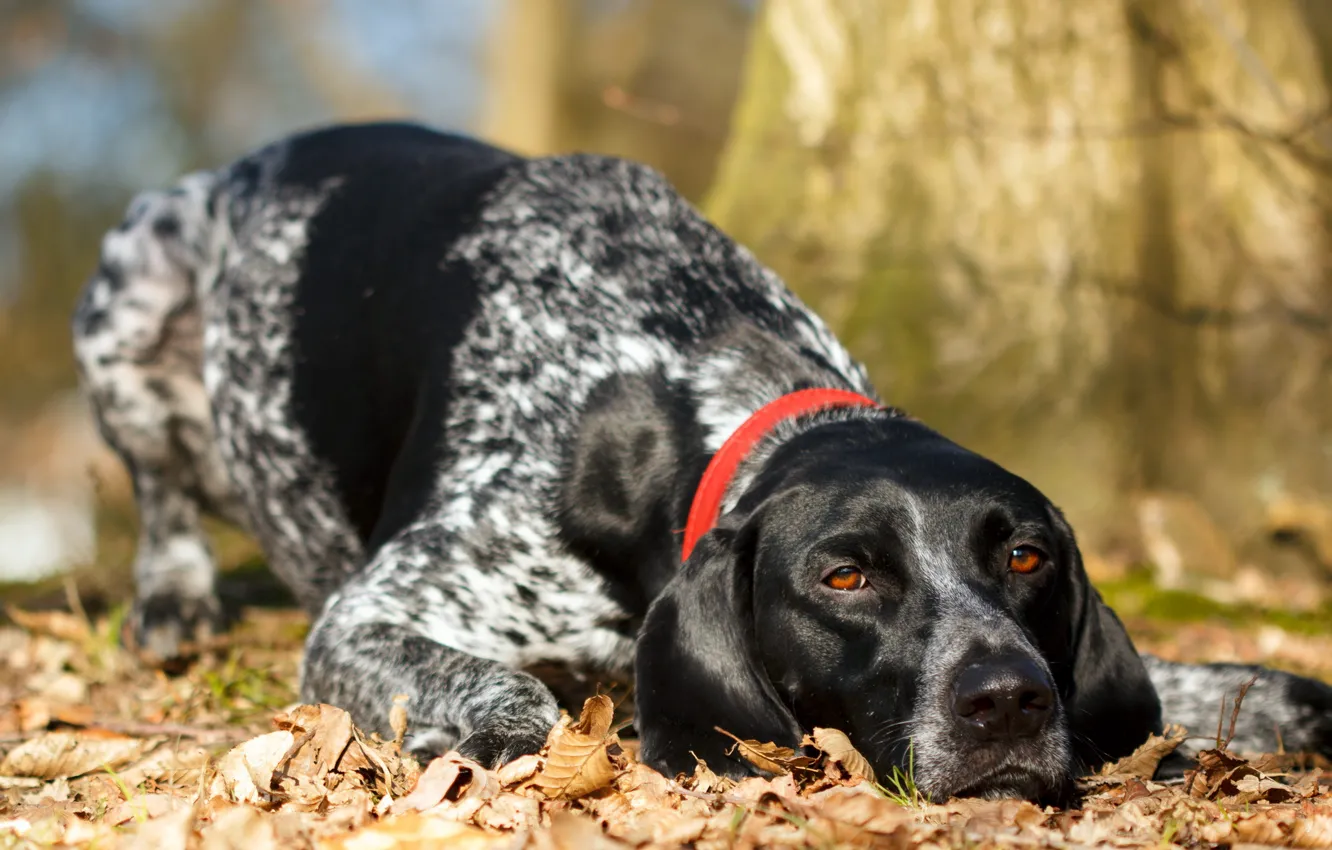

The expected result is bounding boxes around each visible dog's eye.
[824,565,867,591]
[1007,546,1046,574]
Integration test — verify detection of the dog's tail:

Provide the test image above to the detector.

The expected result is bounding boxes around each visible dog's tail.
[1141,654,1332,756]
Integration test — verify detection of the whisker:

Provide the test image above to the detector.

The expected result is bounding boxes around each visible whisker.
[865,717,913,750]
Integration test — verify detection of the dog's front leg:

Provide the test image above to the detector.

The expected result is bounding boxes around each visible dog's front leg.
[301,614,559,767]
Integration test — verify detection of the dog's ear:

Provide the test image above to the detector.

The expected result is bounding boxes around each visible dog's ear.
[634,514,802,779]
[1052,512,1163,770]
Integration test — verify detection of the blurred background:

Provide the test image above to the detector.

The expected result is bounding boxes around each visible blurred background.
[1,0,1329,662]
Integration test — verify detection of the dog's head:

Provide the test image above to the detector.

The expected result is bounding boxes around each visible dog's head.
[635,414,1161,804]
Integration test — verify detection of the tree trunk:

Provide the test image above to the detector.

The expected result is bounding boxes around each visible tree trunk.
[708,0,1332,576]
[479,0,751,201]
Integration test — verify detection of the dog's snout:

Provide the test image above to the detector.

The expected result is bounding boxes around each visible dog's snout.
[951,657,1053,742]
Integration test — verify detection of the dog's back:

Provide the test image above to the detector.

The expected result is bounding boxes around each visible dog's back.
[208,124,521,593]
[196,122,865,606]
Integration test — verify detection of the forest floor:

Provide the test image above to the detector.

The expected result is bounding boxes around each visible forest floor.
[0,539,1329,848]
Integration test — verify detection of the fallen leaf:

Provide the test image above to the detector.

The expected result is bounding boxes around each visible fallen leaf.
[1098,724,1187,780]
[0,730,153,780]
[207,730,296,806]
[5,608,91,644]
[320,813,499,850]
[535,810,630,850]
[199,805,280,850]
[121,807,194,850]
[1215,766,1298,804]
[11,699,49,733]
[802,784,913,835]
[1184,746,1248,797]
[118,744,210,788]
[49,704,95,727]
[35,672,87,705]
[271,704,360,806]
[685,759,732,794]
[19,778,70,805]
[1291,814,1332,848]
[474,791,540,831]
[394,752,495,812]
[714,727,815,775]
[807,727,876,783]
[269,703,417,805]
[0,776,42,789]
[531,695,619,800]
[613,761,673,809]
[103,793,186,826]
[1232,808,1296,846]
[495,753,541,787]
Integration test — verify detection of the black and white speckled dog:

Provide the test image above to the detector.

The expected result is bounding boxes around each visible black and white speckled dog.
[72,122,1331,804]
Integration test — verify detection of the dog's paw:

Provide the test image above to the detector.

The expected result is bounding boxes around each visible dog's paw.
[456,724,549,768]
[127,591,224,666]
[404,724,548,769]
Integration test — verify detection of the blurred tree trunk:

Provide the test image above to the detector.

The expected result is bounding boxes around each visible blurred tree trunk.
[479,0,575,156]
[708,0,1332,573]
[480,0,751,201]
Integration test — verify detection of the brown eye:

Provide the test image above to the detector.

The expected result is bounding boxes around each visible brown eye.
[1008,546,1045,574]
[824,565,867,591]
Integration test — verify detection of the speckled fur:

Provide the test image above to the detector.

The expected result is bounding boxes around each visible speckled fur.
[1142,655,1331,756]
[72,123,1331,781]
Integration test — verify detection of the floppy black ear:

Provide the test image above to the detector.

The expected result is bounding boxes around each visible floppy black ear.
[1056,517,1163,770]
[634,517,802,779]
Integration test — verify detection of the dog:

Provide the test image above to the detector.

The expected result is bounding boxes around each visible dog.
[72,122,1331,804]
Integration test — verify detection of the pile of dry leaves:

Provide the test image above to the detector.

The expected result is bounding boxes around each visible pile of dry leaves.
[0,606,1329,849]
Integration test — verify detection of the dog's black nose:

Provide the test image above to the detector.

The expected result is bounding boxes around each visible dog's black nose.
[951,657,1053,742]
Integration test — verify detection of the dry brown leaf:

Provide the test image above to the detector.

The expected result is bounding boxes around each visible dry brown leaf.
[118,744,210,788]
[51,817,120,848]
[807,727,876,783]
[20,777,71,805]
[103,793,186,826]
[566,694,615,739]
[1214,766,1298,805]
[123,807,194,850]
[1184,746,1249,797]
[1232,809,1296,846]
[49,704,95,727]
[1291,814,1332,848]
[11,699,49,733]
[473,792,540,831]
[727,775,780,803]
[5,608,91,644]
[802,784,913,835]
[714,727,815,775]
[268,703,417,805]
[394,752,495,813]
[495,753,541,787]
[533,810,630,850]
[320,813,501,849]
[199,805,280,850]
[612,761,673,809]
[0,730,153,780]
[531,695,618,800]
[1098,724,1187,780]
[629,807,710,847]
[271,704,360,806]
[207,730,296,806]
[685,759,732,794]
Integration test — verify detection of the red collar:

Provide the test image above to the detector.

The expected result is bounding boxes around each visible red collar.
[680,388,880,561]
